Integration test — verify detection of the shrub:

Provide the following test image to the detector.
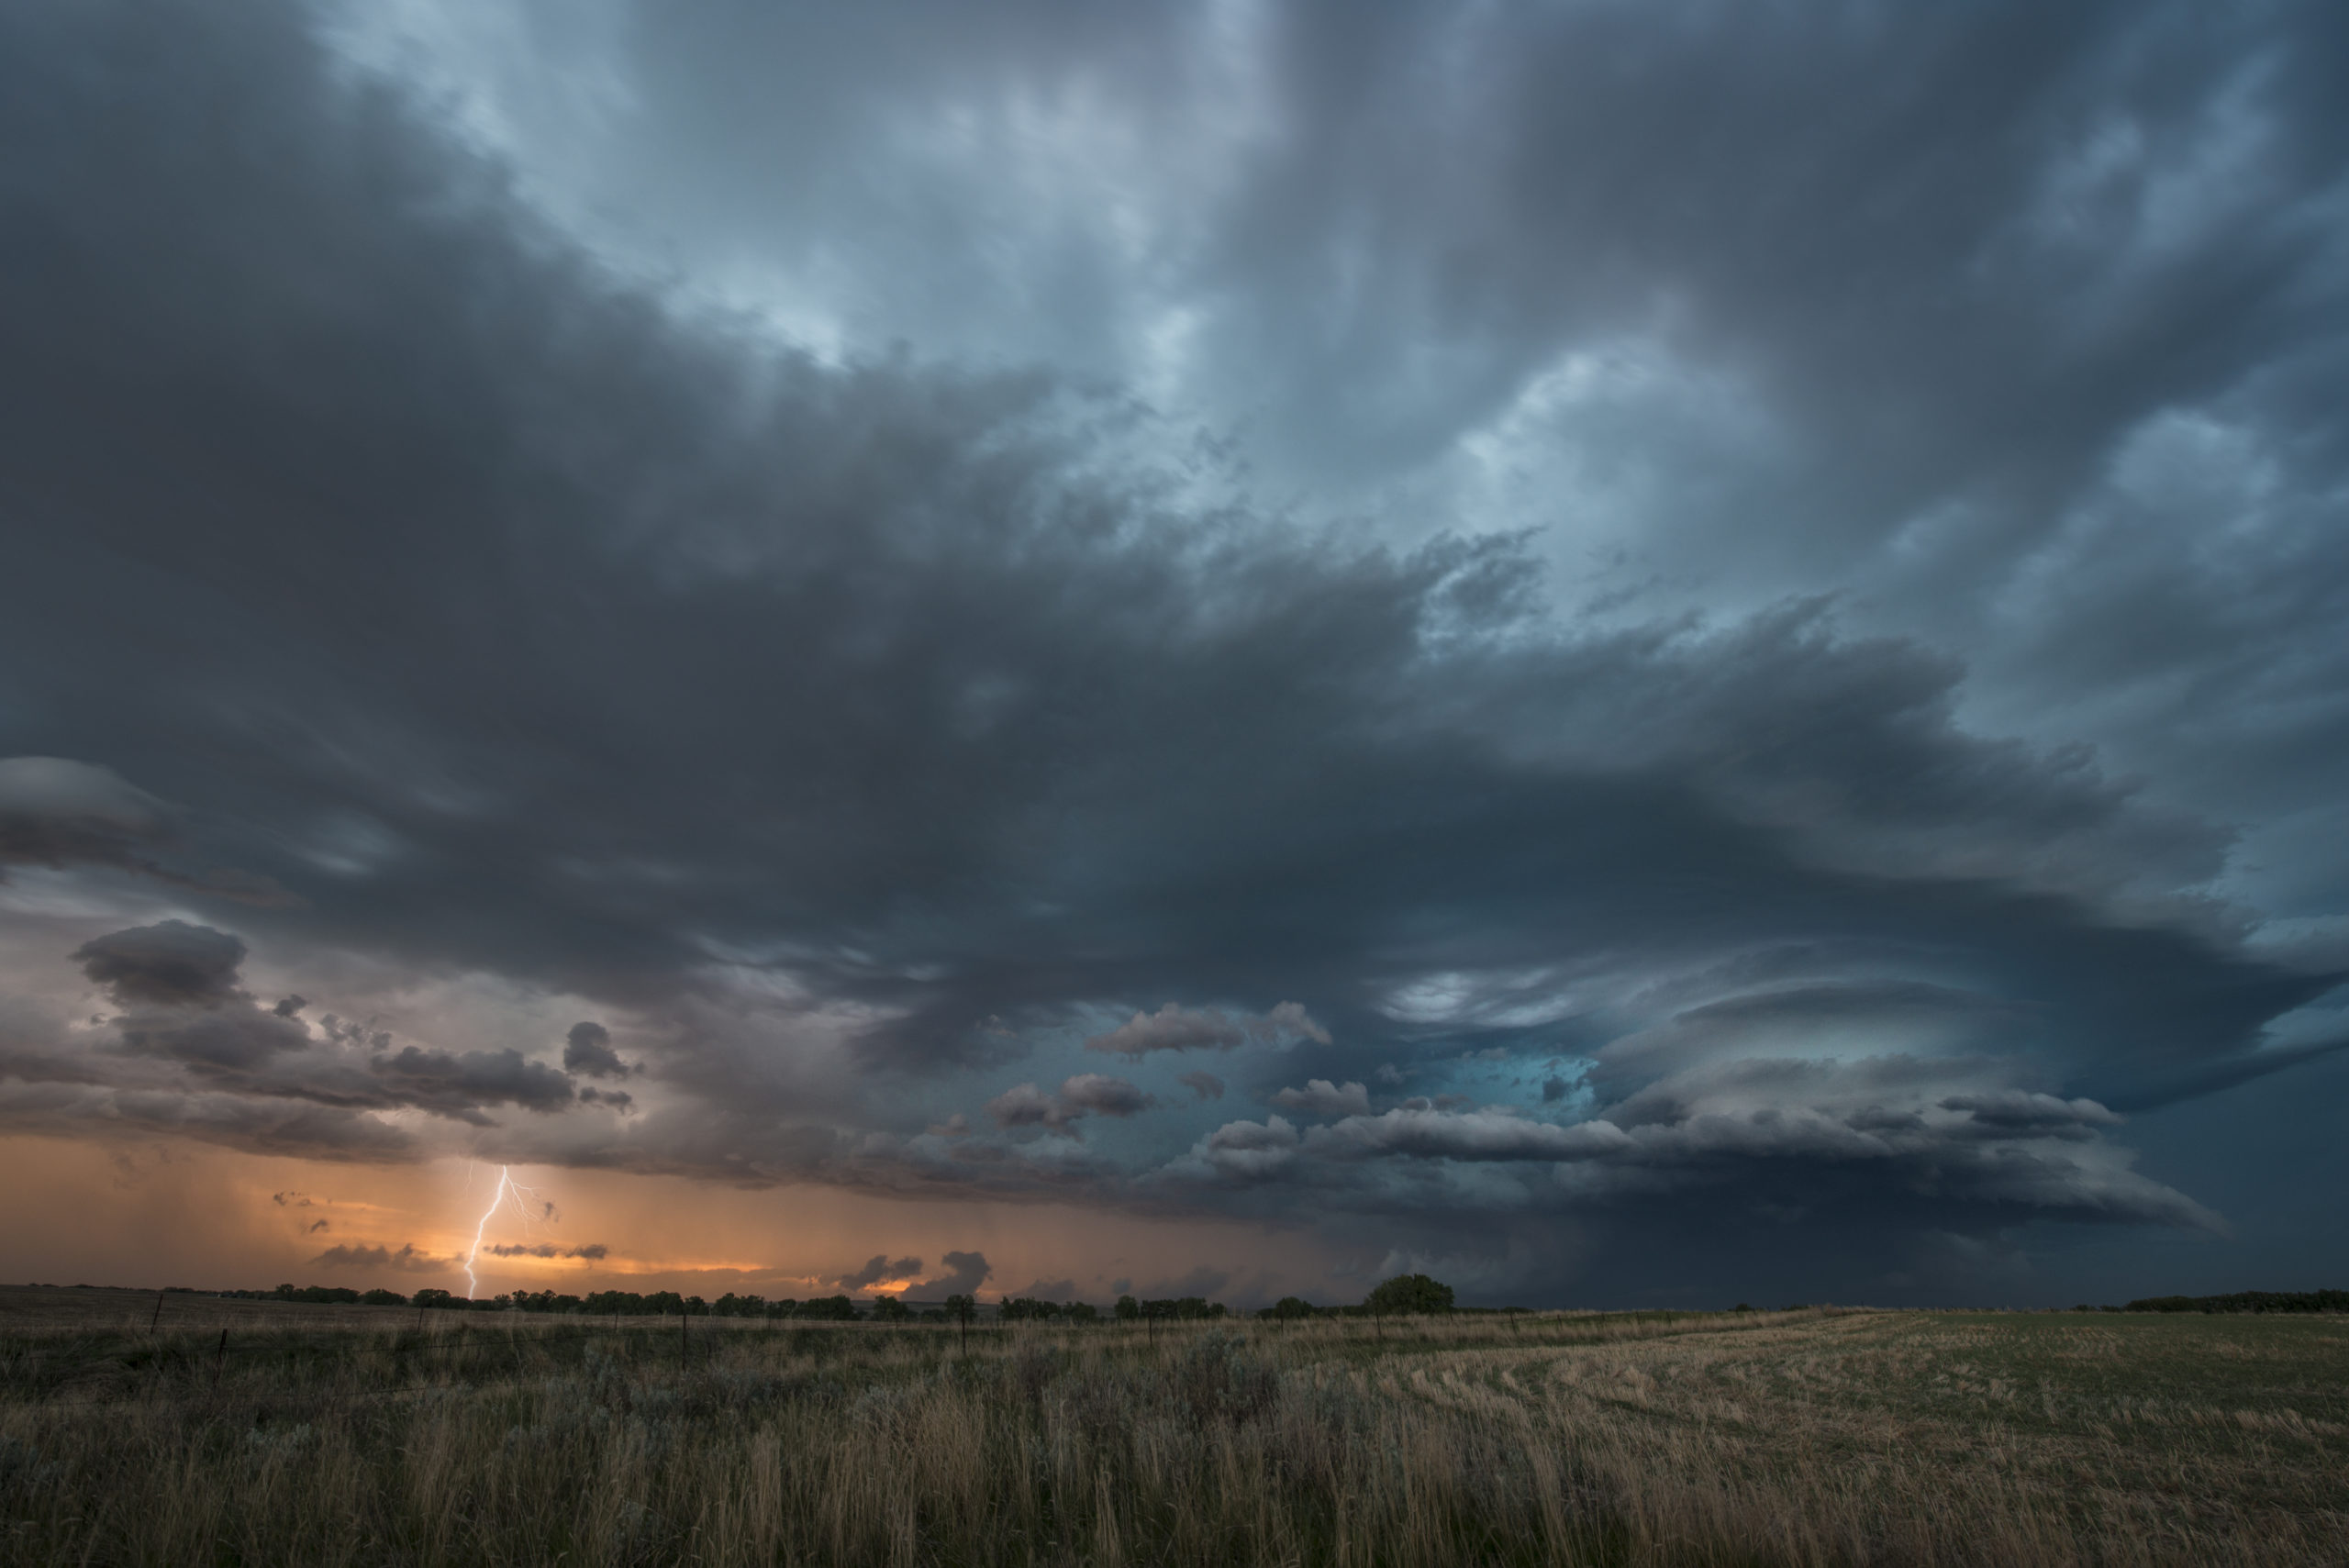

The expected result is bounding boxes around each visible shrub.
[1364,1274,1453,1315]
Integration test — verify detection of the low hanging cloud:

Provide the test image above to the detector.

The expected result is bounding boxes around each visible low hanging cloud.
[0,757,288,903]
[310,1242,446,1272]
[373,1045,575,1118]
[1303,1106,1633,1162]
[1174,1115,1302,1182]
[1268,1079,1371,1118]
[1057,1073,1156,1118]
[1085,1001,1330,1057]
[920,1251,992,1297]
[984,1083,1063,1128]
[0,757,171,873]
[484,1241,609,1259]
[75,921,249,1007]
[31,919,586,1140]
[562,1021,632,1079]
[985,1073,1154,1129]
[1177,1071,1225,1101]
[830,1253,924,1290]
[1166,1054,2220,1232]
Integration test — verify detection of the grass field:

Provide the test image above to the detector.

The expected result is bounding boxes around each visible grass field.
[2,1285,2343,1565]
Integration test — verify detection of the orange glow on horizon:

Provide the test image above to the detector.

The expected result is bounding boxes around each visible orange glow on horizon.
[0,1132,1347,1307]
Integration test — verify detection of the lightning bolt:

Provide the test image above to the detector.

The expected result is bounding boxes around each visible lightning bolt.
[461,1164,551,1299]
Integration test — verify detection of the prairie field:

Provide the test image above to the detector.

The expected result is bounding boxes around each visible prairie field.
[2,1286,2343,1566]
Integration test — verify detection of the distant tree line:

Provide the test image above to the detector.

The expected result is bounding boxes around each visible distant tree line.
[2110,1289,2349,1315]
[1114,1296,1227,1322]
[1248,1274,1458,1320]
[211,1272,1470,1320]
[222,1284,966,1320]
[996,1298,1102,1322]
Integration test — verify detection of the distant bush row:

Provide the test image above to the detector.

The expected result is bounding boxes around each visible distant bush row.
[228,1285,916,1318]
[211,1272,1467,1320]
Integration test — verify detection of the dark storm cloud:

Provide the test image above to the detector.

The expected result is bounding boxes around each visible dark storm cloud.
[1085,1003,1330,1059]
[1141,1265,1233,1301]
[1267,1080,1370,1119]
[23,916,584,1137]
[985,1073,1152,1129]
[74,921,249,1007]
[0,1079,416,1164]
[830,1254,921,1290]
[386,0,2349,945]
[371,1045,576,1119]
[922,1251,992,1297]
[0,757,292,904]
[562,1022,630,1079]
[1012,1278,1079,1303]
[1056,1073,1155,1119]
[113,1007,317,1074]
[313,1242,445,1271]
[0,758,171,873]
[0,0,2343,1303]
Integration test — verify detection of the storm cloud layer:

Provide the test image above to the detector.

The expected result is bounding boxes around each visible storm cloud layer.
[1,0,2345,1305]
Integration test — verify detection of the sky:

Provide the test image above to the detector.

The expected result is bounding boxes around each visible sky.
[1,0,2345,1310]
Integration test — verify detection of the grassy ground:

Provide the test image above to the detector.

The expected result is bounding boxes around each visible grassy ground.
[1,1288,2342,1565]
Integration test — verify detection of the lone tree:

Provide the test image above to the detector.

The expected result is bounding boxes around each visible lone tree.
[944,1293,976,1351]
[1364,1273,1454,1316]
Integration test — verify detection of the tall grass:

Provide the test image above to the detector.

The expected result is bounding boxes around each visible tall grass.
[1,1307,2341,1565]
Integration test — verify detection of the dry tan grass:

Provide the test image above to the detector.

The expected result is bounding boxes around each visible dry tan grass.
[0,1293,2342,1565]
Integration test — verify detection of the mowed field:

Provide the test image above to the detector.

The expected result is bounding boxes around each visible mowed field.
[1,1286,2343,1566]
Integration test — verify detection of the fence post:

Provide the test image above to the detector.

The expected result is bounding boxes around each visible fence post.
[150,1290,164,1334]
[212,1327,227,1389]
